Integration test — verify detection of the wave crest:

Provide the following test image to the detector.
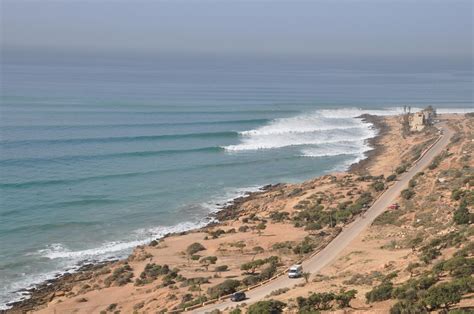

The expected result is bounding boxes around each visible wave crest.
[224,108,379,153]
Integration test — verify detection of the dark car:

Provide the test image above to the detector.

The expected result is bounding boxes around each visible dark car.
[230,292,246,302]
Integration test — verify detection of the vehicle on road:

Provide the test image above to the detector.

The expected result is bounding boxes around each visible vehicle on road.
[388,203,399,210]
[288,264,303,278]
[230,292,246,302]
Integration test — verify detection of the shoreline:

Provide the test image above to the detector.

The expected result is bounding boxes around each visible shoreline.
[4,115,388,313]
[348,114,389,174]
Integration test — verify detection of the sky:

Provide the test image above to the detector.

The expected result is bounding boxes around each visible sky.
[1,0,473,59]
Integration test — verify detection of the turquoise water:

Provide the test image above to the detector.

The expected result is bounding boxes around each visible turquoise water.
[0,54,472,307]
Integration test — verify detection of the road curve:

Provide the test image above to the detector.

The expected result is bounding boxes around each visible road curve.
[194,122,454,313]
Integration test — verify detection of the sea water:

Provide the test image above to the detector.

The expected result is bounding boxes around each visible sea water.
[0,53,472,307]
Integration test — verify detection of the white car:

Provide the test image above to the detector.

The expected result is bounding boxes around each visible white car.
[288,264,303,278]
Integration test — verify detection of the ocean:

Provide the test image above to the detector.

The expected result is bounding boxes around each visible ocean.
[0,53,472,308]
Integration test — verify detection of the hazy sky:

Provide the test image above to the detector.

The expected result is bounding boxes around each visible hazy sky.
[1,0,473,58]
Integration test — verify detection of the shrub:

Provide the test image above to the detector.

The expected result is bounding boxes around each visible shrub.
[240,256,278,274]
[424,281,463,310]
[135,263,169,286]
[436,256,474,278]
[371,181,385,192]
[293,237,315,255]
[421,247,441,264]
[208,229,226,239]
[451,189,465,201]
[453,206,472,225]
[238,225,249,232]
[390,300,426,314]
[186,242,206,255]
[269,211,289,222]
[248,300,286,314]
[200,256,218,265]
[179,295,208,309]
[107,303,117,311]
[190,254,201,261]
[373,210,401,226]
[429,153,445,170]
[215,265,228,272]
[267,287,289,297]
[408,179,417,188]
[104,264,133,287]
[386,174,397,182]
[391,275,438,300]
[335,289,357,308]
[207,279,241,298]
[272,241,293,251]
[297,292,335,311]
[395,165,408,174]
[365,281,393,303]
[256,222,267,234]
[401,188,415,200]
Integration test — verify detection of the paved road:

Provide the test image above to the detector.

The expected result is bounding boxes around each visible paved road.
[194,122,453,313]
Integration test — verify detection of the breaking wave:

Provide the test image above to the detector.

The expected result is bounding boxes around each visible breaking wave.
[223,108,383,156]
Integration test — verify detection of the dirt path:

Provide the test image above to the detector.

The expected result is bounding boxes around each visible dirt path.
[194,122,454,313]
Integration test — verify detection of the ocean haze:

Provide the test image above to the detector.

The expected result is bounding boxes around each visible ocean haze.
[1,0,472,58]
[1,0,473,309]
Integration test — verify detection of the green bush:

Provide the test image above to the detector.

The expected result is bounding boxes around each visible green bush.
[436,256,474,278]
[179,295,208,309]
[373,210,401,226]
[238,225,249,232]
[207,279,241,298]
[401,188,415,200]
[335,289,357,308]
[424,281,463,310]
[272,241,294,250]
[366,281,393,303]
[248,300,286,314]
[208,229,226,239]
[214,265,228,272]
[269,211,290,222]
[371,181,385,192]
[386,174,397,182]
[297,292,336,310]
[453,206,472,225]
[135,263,170,286]
[200,256,218,265]
[293,237,315,255]
[105,264,134,287]
[186,242,206,255]
[451,189,465,201]
[396,165,408,174]
[390,300,427,314]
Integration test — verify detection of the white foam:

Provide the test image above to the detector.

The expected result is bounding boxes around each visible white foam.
[224,108,378,152]
[39,221,208,260]
[224,106,472,154]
